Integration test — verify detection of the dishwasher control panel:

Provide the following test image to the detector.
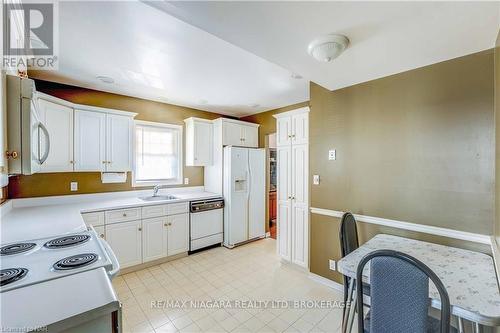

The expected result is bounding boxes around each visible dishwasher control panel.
[190,198,224,213]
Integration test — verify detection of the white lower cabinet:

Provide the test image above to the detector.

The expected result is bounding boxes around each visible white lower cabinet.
[105,220,142,269]
[167,213,189,256]
[93,225,105,240]
[142,217,168,263]
[103,207,189,269]
[277,201,291,261]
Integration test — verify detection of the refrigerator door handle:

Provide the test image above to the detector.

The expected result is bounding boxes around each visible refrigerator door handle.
[247,152,252,240]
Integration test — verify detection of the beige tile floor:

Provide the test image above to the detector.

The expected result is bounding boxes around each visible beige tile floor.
[113,239,345,333]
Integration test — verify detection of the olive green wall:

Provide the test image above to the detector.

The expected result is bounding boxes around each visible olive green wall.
[8,79,228,198]
[310,50,494,282]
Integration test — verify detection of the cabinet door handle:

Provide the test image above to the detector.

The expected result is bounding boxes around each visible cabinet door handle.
[102,161,106,164]
[168,222,172,226]
[100,234,105,238]
[164,223,168,227]
[138,227,142,231]
[122,213,127,217]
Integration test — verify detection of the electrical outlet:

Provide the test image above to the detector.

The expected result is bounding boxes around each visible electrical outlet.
[184,178,189,185]
[328,149,336,160]
[70,182,78,192]
[313,175,320,185]
[329,259,336,271]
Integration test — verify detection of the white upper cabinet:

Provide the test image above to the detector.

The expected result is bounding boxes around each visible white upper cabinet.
[185,117,213,166]
[276,116,292,147]
[106,114,133,172]
[223,121,243,146]
[74,109,106,171]
[35,93,136,174]
[276,108,309,147]
[220,119,259,147]
[37,99,74,172]
[242,124,259,147]
[292,112,309,145]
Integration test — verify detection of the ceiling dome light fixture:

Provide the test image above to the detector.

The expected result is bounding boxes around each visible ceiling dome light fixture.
[96,75,114,84]
[307,34,349,62]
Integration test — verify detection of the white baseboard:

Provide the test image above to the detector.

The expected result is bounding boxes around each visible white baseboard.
[265,231,271,238]
[308,273,344,294]
[310,207,491,245]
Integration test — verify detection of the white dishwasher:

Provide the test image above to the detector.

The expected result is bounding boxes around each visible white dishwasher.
[189,198,224,252]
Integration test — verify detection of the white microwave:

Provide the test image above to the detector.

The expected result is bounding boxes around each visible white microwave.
[6,75,50,175]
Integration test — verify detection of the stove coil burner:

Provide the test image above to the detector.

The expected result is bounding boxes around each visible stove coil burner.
[0,268,28,286]
[0,243,36,256]
[53,253,98,271]
[44,234,90,249]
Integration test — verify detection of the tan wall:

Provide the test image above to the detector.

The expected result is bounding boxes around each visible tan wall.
[8,79,227,198]
[309,50,494,282]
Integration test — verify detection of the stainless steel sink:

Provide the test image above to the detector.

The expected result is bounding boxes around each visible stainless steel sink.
[139,195,177,202]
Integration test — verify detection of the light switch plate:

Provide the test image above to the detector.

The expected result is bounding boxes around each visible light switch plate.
[313,175,320,185]
[329,259,336,271]
[328,149,336,160]
[184,178,189,185]
[70,182,78,192]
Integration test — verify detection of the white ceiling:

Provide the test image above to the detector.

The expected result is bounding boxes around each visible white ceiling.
[30,1,309,117]
[161,1,500,91]
[31,1,499,117]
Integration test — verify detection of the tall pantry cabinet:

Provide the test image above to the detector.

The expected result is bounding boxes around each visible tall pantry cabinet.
[274,107,309,268]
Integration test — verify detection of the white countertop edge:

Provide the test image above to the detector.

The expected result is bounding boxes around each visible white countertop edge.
[9,186,206,209]
[0,199,13,218]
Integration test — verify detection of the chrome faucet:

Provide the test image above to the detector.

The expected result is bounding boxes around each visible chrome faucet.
[152,184,162,197]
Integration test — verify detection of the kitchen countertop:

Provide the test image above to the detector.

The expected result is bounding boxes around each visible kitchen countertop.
[0,187,220,244]
[0,187,220,331]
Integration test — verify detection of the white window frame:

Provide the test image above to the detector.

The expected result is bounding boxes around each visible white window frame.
[132,120,183,187]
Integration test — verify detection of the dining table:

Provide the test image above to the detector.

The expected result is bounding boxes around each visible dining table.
[338,234,500,333]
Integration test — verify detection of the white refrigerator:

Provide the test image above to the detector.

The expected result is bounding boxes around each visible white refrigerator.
[223,146,266,248]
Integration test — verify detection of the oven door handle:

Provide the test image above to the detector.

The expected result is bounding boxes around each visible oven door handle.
[100,238,120,279]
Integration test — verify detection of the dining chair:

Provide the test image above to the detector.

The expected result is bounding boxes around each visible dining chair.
[339,212,360,308]
[355,250,451,333]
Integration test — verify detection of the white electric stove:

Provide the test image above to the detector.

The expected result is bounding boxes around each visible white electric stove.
[0,228,119,293]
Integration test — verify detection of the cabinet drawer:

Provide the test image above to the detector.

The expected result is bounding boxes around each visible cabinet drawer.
[142,205,168,219]
[82,211,105,227]
[105,207,141,224]
[167,202,188,215]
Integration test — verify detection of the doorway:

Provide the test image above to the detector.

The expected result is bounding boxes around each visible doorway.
[267,133,277,239]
